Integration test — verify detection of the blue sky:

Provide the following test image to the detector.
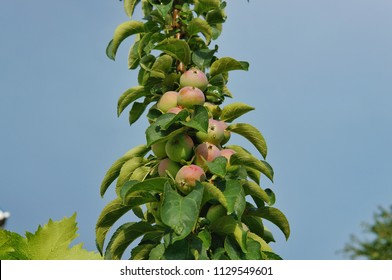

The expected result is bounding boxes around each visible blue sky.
[1,0,392,259]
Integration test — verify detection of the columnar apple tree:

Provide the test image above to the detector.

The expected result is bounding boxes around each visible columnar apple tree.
[96,0,290,260]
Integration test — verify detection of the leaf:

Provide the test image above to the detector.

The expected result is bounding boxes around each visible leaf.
[187,18,212,44]
[0,230,29,260]
[124,0,141,18]
[230,153,274,182]
[105,222,160,260]
[222,179,246,217]
[116,157,147,195]
[206,156,227,177]
[243,180,270,205]
[151,54,173,75]
[265,188,276,206]
[129,100,148,125]
[192,47,217,70]
[149,0,174,19]
[26,213,101,260]
[128,40,140,69]
[210,57,249,77]
[117,86,146,117]
[154,38,191,65]
[130,243,157,260]
[201,181,228,209]
[194,0,220,15]
[121,177,170,204]
[227,123,267,158]
[106,21,145,60]
[96,198,132,255]
[224,236,241,260]
[180,105,209,133]
[149,243,165,260]
[163,239,194,260]
[100,144,150,197]
[161,183,204,242]
[242,215,264,238]
[146,113,188,146]
[220,102,255,122]
[248,207,290,240]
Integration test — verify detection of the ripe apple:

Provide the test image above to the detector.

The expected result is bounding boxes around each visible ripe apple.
[158,158,181,178]
[177,86,205,108]
[194,142,221,169]
[167,106,183,114]
[157,91,178,113]
[151,141,167,158]
[180,68,209,91]
[165,133,194,162]
[195,119,226,145]
[175,164,206,194]
[220,148,236,162]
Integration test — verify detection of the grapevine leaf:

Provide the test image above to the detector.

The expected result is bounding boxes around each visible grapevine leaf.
[220,102,255,122]
[117,86,146,117]
[248,207,290,240]
[95,198,132,255]
[106,21,145,60]
[0,230,29,260]
[104,222,160,260]
[210,57,249,77]
[100,145,150,197]
[161,183,204,242]
[227,123,267,158]
[154,38,191,65]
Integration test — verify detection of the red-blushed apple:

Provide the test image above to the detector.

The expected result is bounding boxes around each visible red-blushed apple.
[157,91,178,113]
[175,164,206,194]
[151,141,167,158]
[195,119,226,145]
[177,86,205,108]
[220,148,236,161]
[167,106,183,114]
[180,68,209,91]
[194,142,221,170]
[165,133,194,162]
[158,158,181,178]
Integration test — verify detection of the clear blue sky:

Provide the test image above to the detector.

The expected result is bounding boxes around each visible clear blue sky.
[1,0,392,259]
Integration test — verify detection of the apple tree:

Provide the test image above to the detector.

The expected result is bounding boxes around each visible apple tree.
[96,0,290,260]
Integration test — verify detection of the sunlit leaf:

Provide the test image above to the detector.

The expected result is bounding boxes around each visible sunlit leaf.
[210,57,249,77]
[220,102,255,122]
[227,123,267,158]
[248,207,290,240]
[124,0,141,18]
[154,38,191,65]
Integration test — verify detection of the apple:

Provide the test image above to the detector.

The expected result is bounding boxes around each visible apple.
[165,133,194,162]
[167,106,183,114]
[157,91,178,113]
[220,148,236,162]
[195,119,226,145]
[177,86,205,108]
[180,68,209,91]
[194,142,221,169]
[158,158,181,178]
[151,141,167,158]
[175,164,206,194]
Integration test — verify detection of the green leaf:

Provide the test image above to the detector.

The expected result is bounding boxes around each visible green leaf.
[151,54,173,75]
[249,207,290,240]
[124,0,141,18]
[161,183,204,242]
[163,239,194,260]
[206,156,227,177]
[210,57,249,77]
[201,181,228,209]
[130,243,157,260]
[180,105,209,133]
[129,101,148,125]
[149,243,165,260]
[154,38,191,65]
[220,102,255,122]
[192,47,217,70]
[149,0,174,19]
[243,180,270,205]
[194,0,220,15]
[187,18,212,44]
[121,177,170,204]
[26,213,101,260]
[116,157,147,195]
[0,230,29,260]
[242,215,265,238]
[222,179,246,217]
[265,188,276,206]
[128,40,141,69]
[100,145,150,197]
[95,198,132,255]
[224,236,241,260]
[146,113,188,146]
[244,236,263,259]
[106,21,145,60]
[117,86,146,117]
[230,153,274,182]
[227,123,267,158]
[105,222,160,260]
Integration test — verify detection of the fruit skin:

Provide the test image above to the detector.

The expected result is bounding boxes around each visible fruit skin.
[177,86,205,108]
[196,119,226,145]
[167,106,183,114]
[175,164,206,194]
[158,158,181,178]
[194,142,221,170]
[151,141,167,158]
[220,122,231,145]
[165,134,194,162]
[180,68,209,91]
[157,91,178,113]
[220,148,236,164]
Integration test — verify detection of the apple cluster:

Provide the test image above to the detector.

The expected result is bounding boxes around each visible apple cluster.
[151,68,236,195]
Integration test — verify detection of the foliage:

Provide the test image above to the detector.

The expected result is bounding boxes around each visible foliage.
[0,214,102,260]
[342,205,392,260]
[97,0,290,260]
